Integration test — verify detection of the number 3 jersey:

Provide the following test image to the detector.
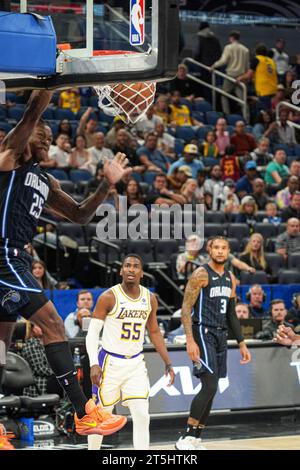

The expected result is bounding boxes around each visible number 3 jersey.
[101,284,152,356]
[192,264,233,329]
[0,160,50,246]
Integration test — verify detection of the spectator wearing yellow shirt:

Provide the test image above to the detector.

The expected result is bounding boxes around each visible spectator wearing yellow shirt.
[59,88,81,114]
[169,91,202,128]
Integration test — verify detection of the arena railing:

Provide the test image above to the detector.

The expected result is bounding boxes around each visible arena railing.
[183,57,248,122]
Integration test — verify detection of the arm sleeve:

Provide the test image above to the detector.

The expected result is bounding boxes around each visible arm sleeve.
[226,298,244,344]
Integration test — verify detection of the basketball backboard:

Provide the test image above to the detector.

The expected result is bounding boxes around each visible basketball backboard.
[0,0,179,89]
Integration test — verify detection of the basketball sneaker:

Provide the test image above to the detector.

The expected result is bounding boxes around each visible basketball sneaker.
[175,435,198,450]
[74,399,127,436]
[0,424,15,451]
[194,438,207,450]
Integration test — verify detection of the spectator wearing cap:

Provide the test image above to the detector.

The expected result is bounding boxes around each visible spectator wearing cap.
[168,144,204,179]
[230,121,256,156]
[263,202,282,226]
[77,107,98,148]
[235,195,259,232]
[236,161,257,199]
[271,39,289,83]
[87,132,114,175]
[220,145,240,181]
[211,30,250,115]
[275,217,300,260]
[276,175,300,209]
[252,178,269,210]
[176,235,205,280]
[220,179,240,214]
[281,191,300,222]
[215,118,230,156]
[264,149,289,185]
[145,173,186,207]
[271,84,286,111]
[264,108,297,147]
[169,91,202,128]
[250,138,273,174]
[238,43,278,112]
[167,166,192,192]
[199,130,219,159]
[137,132,170,173]
[105,116,126,148]
[203,164,224,211]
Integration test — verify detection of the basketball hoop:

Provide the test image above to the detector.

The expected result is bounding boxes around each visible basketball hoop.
[92,51,156,124]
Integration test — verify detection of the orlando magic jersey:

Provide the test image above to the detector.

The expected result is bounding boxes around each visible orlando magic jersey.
[101,284,152,356]
[0,160,50,246]
[193,264,232,329]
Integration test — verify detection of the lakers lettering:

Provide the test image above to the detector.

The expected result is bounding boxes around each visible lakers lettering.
[116,307,148,320]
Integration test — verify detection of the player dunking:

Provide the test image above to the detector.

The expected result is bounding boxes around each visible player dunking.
[176,236,251,450]
[0,90,129,439]
[86,254,175,450]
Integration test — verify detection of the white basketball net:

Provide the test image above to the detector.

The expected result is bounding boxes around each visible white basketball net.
[93,82,156,124]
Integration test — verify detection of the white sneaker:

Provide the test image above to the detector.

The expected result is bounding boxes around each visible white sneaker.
[175,436,198,450]
[194,438,207,450]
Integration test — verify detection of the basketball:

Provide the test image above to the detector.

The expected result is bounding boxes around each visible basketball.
[111,82,156,116]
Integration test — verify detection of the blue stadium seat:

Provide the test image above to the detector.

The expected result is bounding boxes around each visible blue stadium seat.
[246,126,253,134]
[227,114,243,126]
[6,92,17,102]
[143,172,158,186]
[196,125,213,140]
[273,143,294,156]
[0,122,13,133]
[42,108,54,120]
[202,157,219,167]
[194,100,212,113]
[55,108,76,121]
[95,124,107,134]
[131,172,143,183]
[69,170,92,183]
[175,126,196,142]
[7,107,24,121]
[181,98,193,112]
[294,144,300,158]
[0,107,7,119]
[98,111,114,125]
[89,96,99,108]
[47,169,69,180]
[191,111,205,123]
[227,125,235,135]
[174,138,185,155]
[206,111,222,126]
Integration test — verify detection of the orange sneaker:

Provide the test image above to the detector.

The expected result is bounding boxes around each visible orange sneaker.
[0,424,15,451]
[74,399,127,436]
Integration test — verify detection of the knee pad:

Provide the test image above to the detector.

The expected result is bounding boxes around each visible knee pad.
[0,340,6,366]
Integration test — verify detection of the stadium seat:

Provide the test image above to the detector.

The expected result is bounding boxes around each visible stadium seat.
[278,270,300,284]
[47,169,69,180]
[202,157,219,167]
[7,107,24,120]
[175,126,196,142]
[0,121,13,133]
[125,239,154,264]
[191,111,205,123]
[57,222,85,246]
[278,223,287,234]
[227,114,244,126]
[194,100,212,113]
[75,180,89,195]
[273,143,294,156]
[91,238,124,265]
[196,125,213,140]
[153,239,179,264]
[206,111,222,126]
[174,138,185,155]
[240,270,269,285]
[143,171,158,186]
[54,108,76,121]
[205,211,227,224]
[181,98,193,112]
[0,107,7,119]
[131,172,143,183]
[89,95,99,108]
[254,223,278,239]
[294,144,300,158]
[288,253,300,269]
[69,170,92,183]
[265,253,285,275]
[42,108,54,120]
[139,182,149,194]
[59,180,75,194]
[227,237,241,253]
[255,211,267,222]
[204,223,226,237]
[227,224,250,239]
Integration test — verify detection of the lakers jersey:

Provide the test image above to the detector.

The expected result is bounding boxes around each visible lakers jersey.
[102,284,152,356]
[254,55,278,97]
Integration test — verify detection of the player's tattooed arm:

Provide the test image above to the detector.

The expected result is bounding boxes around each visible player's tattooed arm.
[181,267,208,363]
[47,153,130,224]
[1,90,53,155]
[181,267,208,339]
